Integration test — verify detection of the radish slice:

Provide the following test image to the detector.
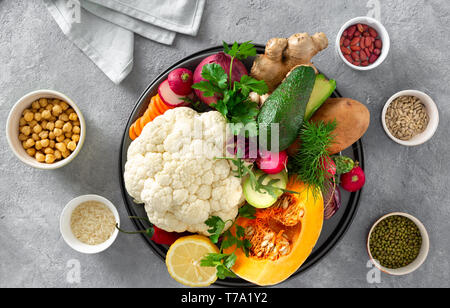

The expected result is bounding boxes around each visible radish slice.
[158,79,193,107]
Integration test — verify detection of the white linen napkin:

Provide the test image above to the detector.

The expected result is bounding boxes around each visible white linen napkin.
[87,0,206,36]
[81,0,176,44]
[44,0,206,84]
[44,0,134,84]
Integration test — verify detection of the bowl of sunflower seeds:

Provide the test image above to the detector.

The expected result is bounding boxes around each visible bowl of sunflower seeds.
[382,90,439,146]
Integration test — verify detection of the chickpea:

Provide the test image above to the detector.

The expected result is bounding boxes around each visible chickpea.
[41,110,51,120]
[55,142,67,152]
[63,138,71,146]
[35,152,45,162]
[46,121,55,131]
[62,122,72,133]
[65,132,72,138]
[34,112,42,121]
[45,104,53,111]
[56,135,65,143]
[26,148,36,157]
[54,150,62,160]
[53,128,63,137]
[45,154,55,164]
[24,112,34,122]
[59,113,69,122]
[71,134,80,143]
[72,126,80,134]
[39,131,49,139]
[31,133,39,141]
[55,120,64,129]
[40,139,50,148]
[62,150,70,158]
[35,141,43,150]
[44,148,54,154]
[18,133,27,141]
[25,138,35,148]
[22,141,30,149]
[72,121,80,127]
[20,126,31,136]
[67,141,77,151]
[39,98,48,107]
[49,116,57,122]
[68,113,78,121]
[19,117,27,126]
[41,120,48,129]
[52,99,60,105]
[32,101,40,110]
[60,101,69,111]
[52,104,63,116]
[29,120,38,128]
[48,131,56,140]
[39,108,44,113]
[33,124,42,134]
[65,108,75,115]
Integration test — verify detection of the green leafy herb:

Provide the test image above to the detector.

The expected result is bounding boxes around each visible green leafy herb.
[201,211,252,279]
[288,120,336,197]
[191,41,268,136]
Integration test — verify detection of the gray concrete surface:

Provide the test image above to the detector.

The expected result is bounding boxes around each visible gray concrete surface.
[1,0,449,288]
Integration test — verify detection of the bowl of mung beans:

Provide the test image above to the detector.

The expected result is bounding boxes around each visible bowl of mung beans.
[367,212,429,275]
[6,90,86,169]
[382,90,439,146]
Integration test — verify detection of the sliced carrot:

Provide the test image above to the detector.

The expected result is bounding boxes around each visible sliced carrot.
[129,123,138,140]
[134,116,143,136]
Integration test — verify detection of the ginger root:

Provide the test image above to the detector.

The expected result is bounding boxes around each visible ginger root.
[251,32,328,92]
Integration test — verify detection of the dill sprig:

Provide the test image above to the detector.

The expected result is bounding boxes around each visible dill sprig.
[288,120,336,197]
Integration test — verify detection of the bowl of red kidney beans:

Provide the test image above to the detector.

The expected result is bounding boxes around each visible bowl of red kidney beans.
[336,16,390,70]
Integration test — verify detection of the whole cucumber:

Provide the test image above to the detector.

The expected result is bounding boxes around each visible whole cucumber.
[258,66,316,151]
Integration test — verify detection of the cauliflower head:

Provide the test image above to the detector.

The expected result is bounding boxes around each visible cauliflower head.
[124,107,244,235]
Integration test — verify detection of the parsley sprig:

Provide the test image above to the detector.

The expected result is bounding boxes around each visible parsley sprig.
[192,41,268,136]
[200,204,256,279]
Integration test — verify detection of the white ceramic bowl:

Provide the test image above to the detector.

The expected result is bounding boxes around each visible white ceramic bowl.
[6,89,86,169]
[336,16,390,70]
[60,194,120,254]
[382,90,439,146]
[367,212,429,276]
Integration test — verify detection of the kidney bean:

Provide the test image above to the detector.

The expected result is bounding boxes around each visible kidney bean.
[373,48,381,56]
[357,24,364,32]
[354,31,361,37]
[360,38,365,49]
[352,60,361,66]
[360,50,368,61]
[344,54,353,63]
[369,44,374,53]
[363,31,370,37]
[365,37,372,47]
[344,38,350,47]
[347,25,356,38]
[340,36,345,46]
[368,27,378,38]
[341,46,351,55]
[350,45,361,51]
[361,61,369,66]
[350,37,360,45]
[343,30,348,37]
[369,54,378,63]
[375,39,382,49]
[351,52,360,61]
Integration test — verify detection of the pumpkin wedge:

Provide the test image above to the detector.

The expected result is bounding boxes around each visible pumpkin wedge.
[225,177,324,286]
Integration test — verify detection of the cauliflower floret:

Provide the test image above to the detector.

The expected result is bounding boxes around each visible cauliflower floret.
[124,107,245,235]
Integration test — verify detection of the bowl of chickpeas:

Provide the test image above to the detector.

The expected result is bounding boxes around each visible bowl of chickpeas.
[6,90,86,169]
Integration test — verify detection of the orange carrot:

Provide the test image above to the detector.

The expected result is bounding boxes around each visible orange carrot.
[129,123,138,140]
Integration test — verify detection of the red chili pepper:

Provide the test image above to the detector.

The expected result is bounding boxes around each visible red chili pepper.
[150,226,181,245]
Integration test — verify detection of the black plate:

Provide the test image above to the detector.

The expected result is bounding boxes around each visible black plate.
[119,45,364,287]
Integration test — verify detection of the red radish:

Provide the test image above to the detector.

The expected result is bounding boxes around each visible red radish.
[168,68,193,95]
[321,156,336,178]
[158,79,193,107]
[340,165,365,192]
[256,150,288,174]
[151,226,182,246]
[193,52,248,105]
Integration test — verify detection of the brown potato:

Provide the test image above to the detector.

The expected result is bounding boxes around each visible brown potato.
[310,98,370,154]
